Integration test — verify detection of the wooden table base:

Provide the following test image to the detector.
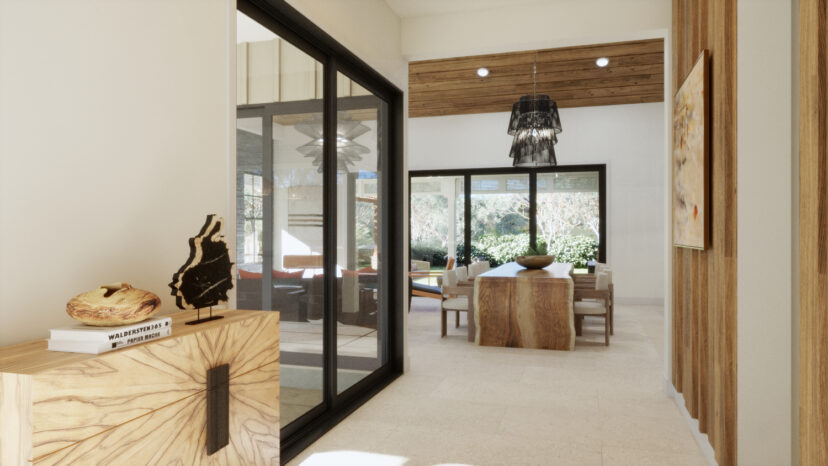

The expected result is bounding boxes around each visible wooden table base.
[474,262,575,350]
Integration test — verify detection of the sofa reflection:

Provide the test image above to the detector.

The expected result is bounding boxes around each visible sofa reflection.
[237,269,378,328]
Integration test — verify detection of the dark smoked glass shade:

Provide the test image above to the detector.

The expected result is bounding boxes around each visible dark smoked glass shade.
[507,95,562,136]
[508,94,561,167]
[509,114,558,167]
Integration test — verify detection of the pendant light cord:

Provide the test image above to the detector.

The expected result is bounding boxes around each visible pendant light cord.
[533,52,537,112]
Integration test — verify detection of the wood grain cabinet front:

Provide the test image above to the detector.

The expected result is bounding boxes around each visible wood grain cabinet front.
[0,310,279,465]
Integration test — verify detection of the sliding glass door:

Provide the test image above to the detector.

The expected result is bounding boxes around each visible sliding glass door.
[236,2,403,462]
[536,171,601,270]
[334,72,387,393]
[409,176,464,284]
[471,174,530,266]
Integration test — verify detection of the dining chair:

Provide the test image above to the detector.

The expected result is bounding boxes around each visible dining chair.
[468,260,490,279]
[440,269,475,341]
[574,263,614,335]
[452,265,473,327]
[456,265,472,284]
[574,271,610,346]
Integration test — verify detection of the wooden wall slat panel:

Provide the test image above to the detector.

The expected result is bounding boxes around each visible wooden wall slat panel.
[408,39,664,118]
[672,0,737,464]
[799,0,828,463]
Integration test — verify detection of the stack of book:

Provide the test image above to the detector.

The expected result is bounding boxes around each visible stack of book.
[48,316,173,354]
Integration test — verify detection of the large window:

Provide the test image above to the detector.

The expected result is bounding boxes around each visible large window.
[236,2,403,462]
[410,166,605,272]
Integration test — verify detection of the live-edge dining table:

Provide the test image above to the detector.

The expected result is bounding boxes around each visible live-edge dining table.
[473,262,575,350]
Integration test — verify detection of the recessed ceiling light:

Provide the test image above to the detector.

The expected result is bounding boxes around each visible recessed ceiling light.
[477,67,490,77]
[596,57,609,67]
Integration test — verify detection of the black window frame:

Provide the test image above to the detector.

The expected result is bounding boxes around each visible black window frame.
[409,164,607,267]
[237,1,404,463]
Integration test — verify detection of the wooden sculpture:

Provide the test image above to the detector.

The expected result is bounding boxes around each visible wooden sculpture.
[169,214,234,324]
[66,282,161,326]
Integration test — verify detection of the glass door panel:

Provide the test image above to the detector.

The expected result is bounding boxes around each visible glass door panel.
[470,174,530,266]
[410,175,465,282]
[271,108,326,425]
[335,73,387,393]
[236,55,326,428]
[536,171,600,271]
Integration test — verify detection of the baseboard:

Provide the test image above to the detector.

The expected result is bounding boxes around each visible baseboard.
[663,377,718,466]
[615,296,665,306]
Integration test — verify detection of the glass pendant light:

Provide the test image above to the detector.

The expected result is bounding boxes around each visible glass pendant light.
[295,115,371,173]
[508,53,562,166]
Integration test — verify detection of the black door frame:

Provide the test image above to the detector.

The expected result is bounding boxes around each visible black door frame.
[409,164,607,266]
[237,1,404,463]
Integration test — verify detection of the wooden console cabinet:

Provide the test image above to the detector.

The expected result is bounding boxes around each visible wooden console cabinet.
[0,309,279,465]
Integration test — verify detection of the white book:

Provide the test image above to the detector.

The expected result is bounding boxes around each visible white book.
[48,327,172,354]
[50,317,172,343]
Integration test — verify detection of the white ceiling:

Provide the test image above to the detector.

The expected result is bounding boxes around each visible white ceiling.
[384,0,549,18]
[237,11,278,43]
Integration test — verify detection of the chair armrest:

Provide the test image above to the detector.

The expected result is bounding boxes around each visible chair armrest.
[574,289,610,300]
[408,271,443,278]
[441,286,474,298]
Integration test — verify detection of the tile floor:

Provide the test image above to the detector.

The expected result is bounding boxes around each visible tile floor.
[288,298,707,466]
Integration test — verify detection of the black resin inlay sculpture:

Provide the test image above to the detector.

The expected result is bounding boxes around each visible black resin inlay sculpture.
[169,214,234,325]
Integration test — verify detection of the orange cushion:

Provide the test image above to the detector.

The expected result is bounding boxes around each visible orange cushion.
[273,269,304,279]
[238,269,262,279]
[358,266,377,274]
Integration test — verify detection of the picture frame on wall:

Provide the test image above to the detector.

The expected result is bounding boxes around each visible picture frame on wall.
[672,50,710,250]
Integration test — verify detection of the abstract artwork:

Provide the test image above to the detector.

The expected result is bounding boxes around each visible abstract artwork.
[673,50,709,250]
[170,214,234,324]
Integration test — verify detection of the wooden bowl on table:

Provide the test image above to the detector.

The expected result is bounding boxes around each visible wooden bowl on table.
[515,255,556,269]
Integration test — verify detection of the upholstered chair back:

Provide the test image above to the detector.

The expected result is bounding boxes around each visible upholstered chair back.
[442,269,458,289]
[456,266,468,282]
[596,272,610,291]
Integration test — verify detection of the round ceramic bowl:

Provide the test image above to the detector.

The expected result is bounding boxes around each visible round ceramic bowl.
[515,255,555,269]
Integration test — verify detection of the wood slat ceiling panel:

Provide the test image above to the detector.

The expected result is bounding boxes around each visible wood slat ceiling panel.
[409,39,664,118]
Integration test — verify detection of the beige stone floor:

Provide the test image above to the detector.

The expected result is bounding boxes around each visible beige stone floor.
[288,298,707,466]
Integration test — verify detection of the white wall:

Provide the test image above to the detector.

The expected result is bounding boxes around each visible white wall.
[0,0,234,345]
[409,103,665,302]
[400,0,670,60]
[285,0,407,89]
[737,0,794,464]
